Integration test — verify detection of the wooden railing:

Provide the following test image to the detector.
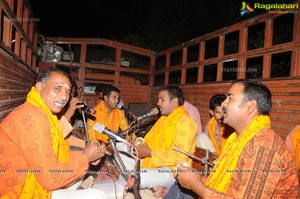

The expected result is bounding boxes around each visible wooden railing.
[0,0,39,120]
[0,0,39,71]
[150,10,300,137]
[41,37,156,108]
[152,11,300,85]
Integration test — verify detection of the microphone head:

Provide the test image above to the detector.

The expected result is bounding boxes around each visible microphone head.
[82,101,96,115]
[151,107,159,115]
[94,122,105,132]
[117,97,125,110]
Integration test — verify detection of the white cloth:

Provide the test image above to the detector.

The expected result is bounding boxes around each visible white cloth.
[115,142,176,189]
[196,133,216,153]
[52,181,106,199]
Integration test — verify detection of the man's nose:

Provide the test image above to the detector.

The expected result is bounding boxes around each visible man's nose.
[60,90,69,101]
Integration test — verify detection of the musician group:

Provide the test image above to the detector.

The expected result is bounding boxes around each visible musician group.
[0,68,299,198]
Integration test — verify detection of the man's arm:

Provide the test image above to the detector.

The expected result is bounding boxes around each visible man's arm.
[176,166,231,198]
[15,108,106,190]
[118,109,129,132]
[178,135,299,198]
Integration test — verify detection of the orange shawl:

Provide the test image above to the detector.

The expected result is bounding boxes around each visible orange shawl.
[207,117,227,156]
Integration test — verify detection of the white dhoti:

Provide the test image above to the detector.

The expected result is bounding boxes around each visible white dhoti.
[115,142,176,189]
[52,180,106,199]
[196,133,216,153]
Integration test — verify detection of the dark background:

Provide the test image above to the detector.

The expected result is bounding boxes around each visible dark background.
[28,0,293,50]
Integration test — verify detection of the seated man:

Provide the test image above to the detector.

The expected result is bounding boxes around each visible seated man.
[175,79,299,198]
[0,68,107,198]
[86,85,128,178]
[87,85,128,144]
[200,94,234,156]
[117,85,197,192]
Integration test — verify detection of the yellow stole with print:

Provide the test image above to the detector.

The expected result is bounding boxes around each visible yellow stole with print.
[292,126,300,170]
[94,101,120,143]
[141,106,187,169]
[205,115,271,193]
[207,117,227,156]
[18,87,70,199]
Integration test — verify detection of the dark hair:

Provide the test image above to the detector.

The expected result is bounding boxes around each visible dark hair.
[159,85,184,105]
[232,79,272,115]
[37,67,71,85]
[103,85,120,97]
[71,79,79,97]
[209,94,227,110]
[95,84,104,93]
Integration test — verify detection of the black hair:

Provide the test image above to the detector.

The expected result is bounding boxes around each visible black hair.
[103,85,120,97]
[209,94,227,110]
[37,67,71,85]
[159,85,184,105]
[95,85,104,93]
[232,79,272,115]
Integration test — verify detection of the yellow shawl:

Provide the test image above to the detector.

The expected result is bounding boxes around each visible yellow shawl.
[208,117,227,156]
[88,101,121,143]
[18,87,69,198]
[205,115,271,193]
[292,126,300,170]
[141,106,190,168]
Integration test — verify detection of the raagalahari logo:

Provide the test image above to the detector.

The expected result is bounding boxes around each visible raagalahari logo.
[240,2,299,16]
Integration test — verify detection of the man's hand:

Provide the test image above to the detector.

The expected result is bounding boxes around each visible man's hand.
[176,166,207,197]
[135,143,151,158]
[82,142,106,163]
[64,97,83,121]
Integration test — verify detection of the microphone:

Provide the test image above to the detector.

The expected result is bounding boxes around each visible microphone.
[94,122,132,146]
[117,97,125,110]
[80,101,96,115]
[136,107,159,121]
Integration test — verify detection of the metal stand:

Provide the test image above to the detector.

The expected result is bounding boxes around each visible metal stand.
[109,139,142,199]
[133,158,142,199]
[204,149,210,176]
[109,139,130,180]
[81,110,89,144]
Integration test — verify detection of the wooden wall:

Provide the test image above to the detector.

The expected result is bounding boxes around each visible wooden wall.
[150,78,300,138]
[82,84,150,111]
[0,49,36,121]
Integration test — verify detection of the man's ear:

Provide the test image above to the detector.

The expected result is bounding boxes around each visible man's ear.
[35,82,43,93]
[103,95,108,101]
[209,109,214,117]
[171,97,179,107]
[247,100,257,114]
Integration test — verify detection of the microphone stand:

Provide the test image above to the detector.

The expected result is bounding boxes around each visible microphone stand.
[81,109,90,144]
[133,158,142,199]
[123,118,149,134]
[109,138,130,180]
[109,138,142,199]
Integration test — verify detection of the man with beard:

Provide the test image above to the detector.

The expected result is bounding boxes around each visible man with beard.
[175,79,299,198]
[86,85,128,178]
[87,85,128,144]
[118,85,197,196]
